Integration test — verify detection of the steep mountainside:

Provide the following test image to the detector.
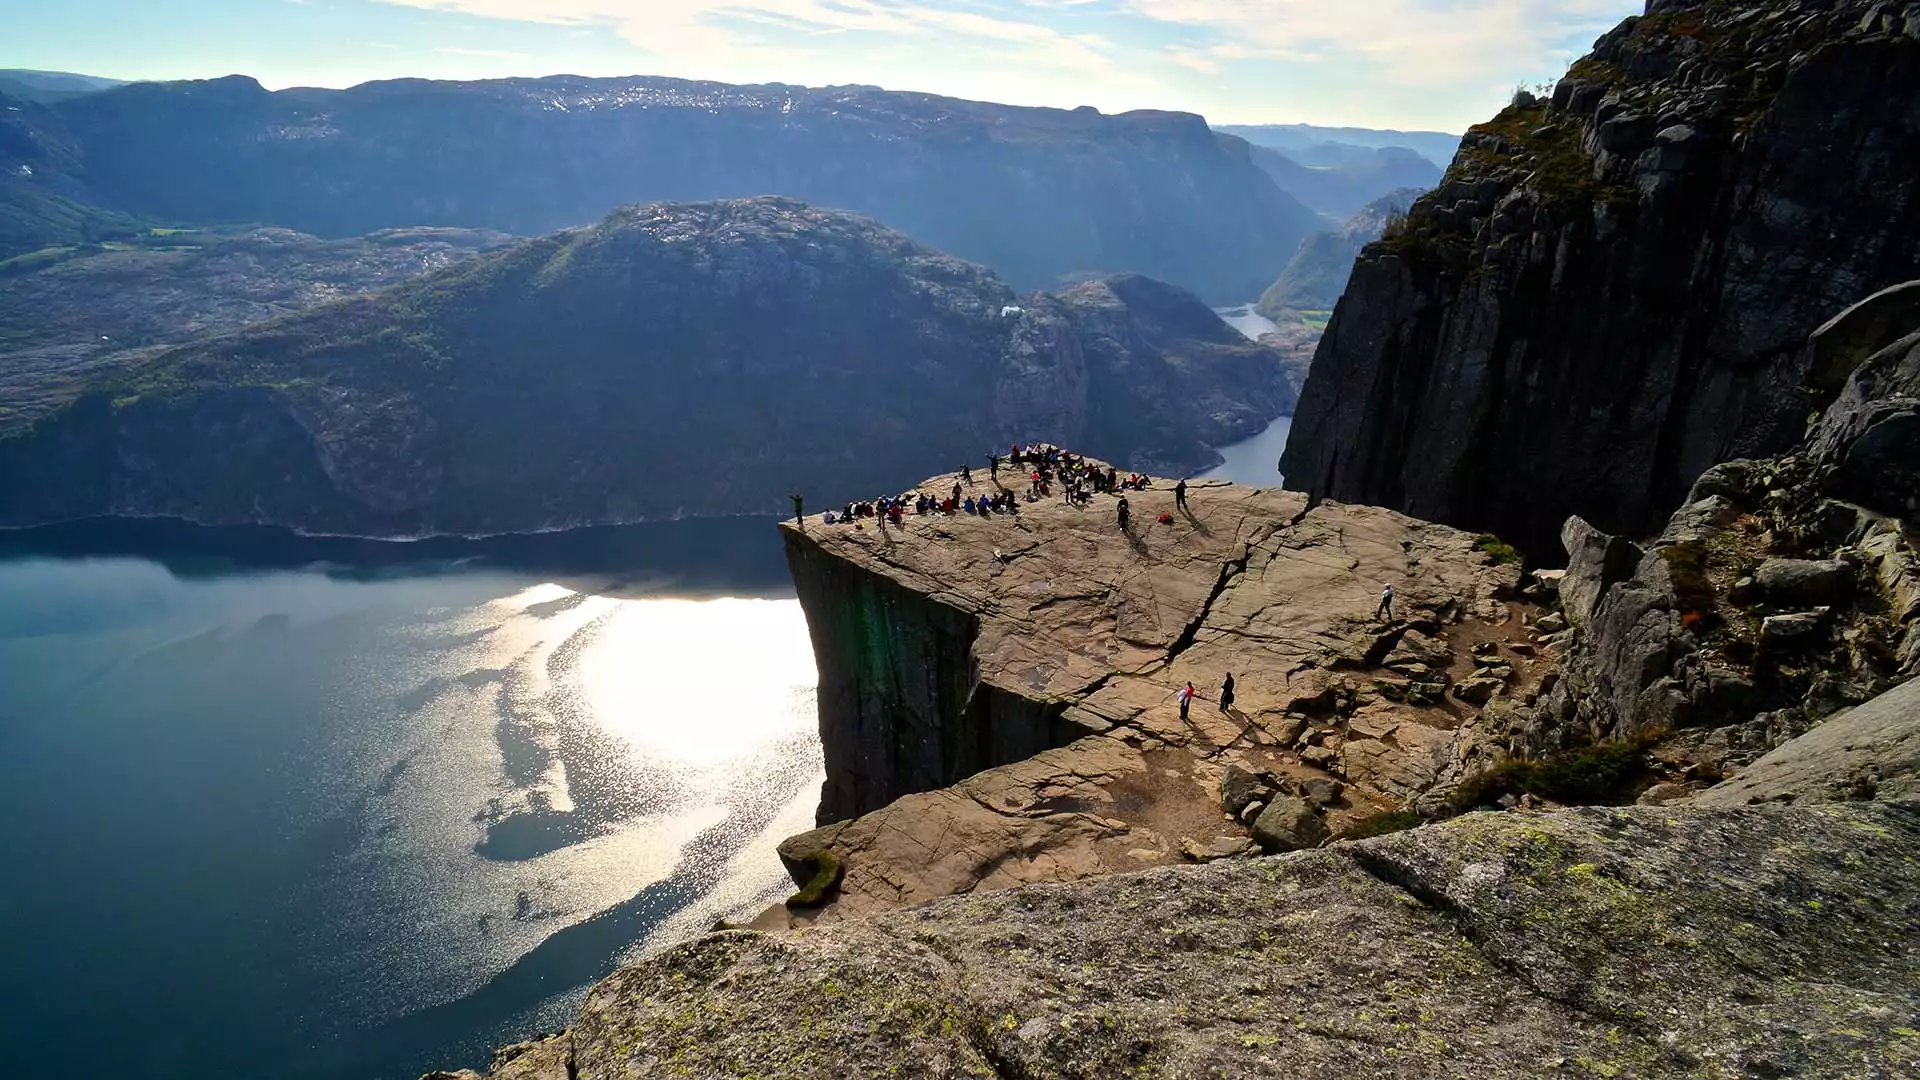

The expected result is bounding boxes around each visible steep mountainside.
[0,198,1290,535]
[0,226,513,431]
[0,90,148,258]
[1259,188,1425,317]
[36,75,1322,303]
[1282,0,1920,560]
[1248,143,1441,220]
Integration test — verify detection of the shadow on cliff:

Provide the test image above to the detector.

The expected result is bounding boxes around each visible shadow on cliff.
[301,739,820,1080]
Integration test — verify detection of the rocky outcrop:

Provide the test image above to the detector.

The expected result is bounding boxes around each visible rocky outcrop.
[0,199,1290,535]
[41,74,1323,302]
[776,463,1547,921]
[1282,0,1920,559]
[1691,675,1920,805]
[438,799,1920,1079]
[1500,280,1920,780]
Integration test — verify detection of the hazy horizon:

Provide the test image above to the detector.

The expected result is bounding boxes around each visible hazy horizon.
[0,0,1640,132]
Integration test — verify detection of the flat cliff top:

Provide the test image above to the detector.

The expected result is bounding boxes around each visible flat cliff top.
[451,800,1920,1079]
[780,467,1544,920]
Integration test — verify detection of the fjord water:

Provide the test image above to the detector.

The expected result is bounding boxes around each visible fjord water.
[0,520,821,1080]
[1201,304,1292,487]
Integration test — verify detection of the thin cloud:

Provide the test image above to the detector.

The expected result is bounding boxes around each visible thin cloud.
[376,0,1120,72]
[367,0,1640,127]
[435,46,532,57]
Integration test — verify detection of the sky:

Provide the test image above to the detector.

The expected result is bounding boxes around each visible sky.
[0,0,1642,132]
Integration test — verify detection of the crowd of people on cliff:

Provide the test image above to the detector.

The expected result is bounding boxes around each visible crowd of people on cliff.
[812,443,1167,530]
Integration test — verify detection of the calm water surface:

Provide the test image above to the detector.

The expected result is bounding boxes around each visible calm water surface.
[1203,303,1292,488]
[1196,415,1292,487]
[0,519,821,1080]
[1213,303,1284,341]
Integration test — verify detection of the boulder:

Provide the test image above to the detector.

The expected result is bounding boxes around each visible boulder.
[1810,329,1920,517]
[1453,676,1506,705]
[1754,558,1854,606]
[1684,459,1760,506]
[1218,765,1275,818]
[1762,611,1827,643]
[1298,776,1346,807]
[1560,517,1643,630]
[1250,795,1329,853]
[1635,781,1692,806]
[1806,278,1920,395]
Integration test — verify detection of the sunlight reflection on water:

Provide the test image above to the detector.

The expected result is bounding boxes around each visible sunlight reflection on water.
[0,552,823,1080]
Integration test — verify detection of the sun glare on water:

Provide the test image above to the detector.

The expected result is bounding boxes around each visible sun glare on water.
[574,594,819,770]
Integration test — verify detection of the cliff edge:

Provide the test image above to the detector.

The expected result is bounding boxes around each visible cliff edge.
[1282,0,1920,558]
[774,462,1552,921]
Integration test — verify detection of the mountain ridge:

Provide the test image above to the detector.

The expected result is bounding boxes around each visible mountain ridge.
[21,73,1322,303]
[0,197,1292,536]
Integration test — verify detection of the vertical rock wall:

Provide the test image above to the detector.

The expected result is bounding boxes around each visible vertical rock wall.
[783,527,1077,825]
[1282,1,1920,560]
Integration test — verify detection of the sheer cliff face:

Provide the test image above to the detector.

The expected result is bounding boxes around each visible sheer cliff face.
[0,199,1290,535]
[1282,0,1920,560]
[39,75,1320,303]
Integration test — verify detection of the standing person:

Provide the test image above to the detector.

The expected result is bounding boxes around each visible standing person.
[1175,478,1188,510]
[990,453,1000,479]
[962,464,973,485]
[1219,672,1236,713]
[1377,584,1395,622]
[1117,496,1131,531]
[953,480,963,503]
[790,492,804,527]
[1179,682,1196,722]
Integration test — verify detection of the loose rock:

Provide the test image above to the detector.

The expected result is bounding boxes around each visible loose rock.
[1250,795,1329,852]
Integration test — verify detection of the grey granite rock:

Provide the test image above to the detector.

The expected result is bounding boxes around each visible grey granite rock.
[1250,795,1328,852]
[1755,558,1854,606]
[1282,0,1920,559]
[446,801,1920,1080]
[1693,676,1920,805]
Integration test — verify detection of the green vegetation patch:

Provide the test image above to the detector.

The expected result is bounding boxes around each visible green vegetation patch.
[1299,310,1334,331]
[785,850,844,908]
[1448,735,1660,814]
[0,245,77,275]
[1476,533,1524,567]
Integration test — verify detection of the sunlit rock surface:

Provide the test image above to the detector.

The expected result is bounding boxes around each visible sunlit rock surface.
[776,466,1545,921]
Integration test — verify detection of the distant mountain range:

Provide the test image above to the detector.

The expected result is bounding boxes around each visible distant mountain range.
[0,198,1294,535]
[1,73,1326,304]
[1245,144,1441,221]
[1218,123,1461,168]
[0,69,126,105]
